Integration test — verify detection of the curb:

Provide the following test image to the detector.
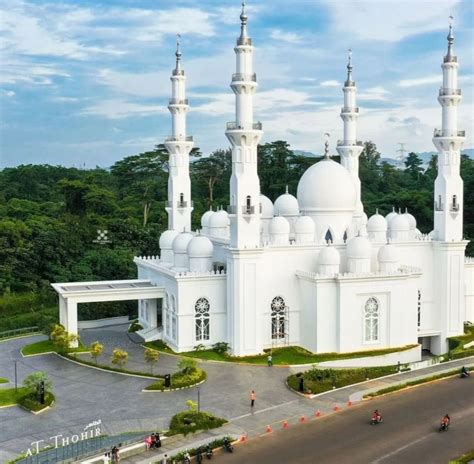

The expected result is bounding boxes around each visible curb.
[142,378,207,393]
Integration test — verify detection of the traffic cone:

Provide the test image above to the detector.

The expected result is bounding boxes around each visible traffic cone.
[333,404,340,411]
[240,433,247,442]
[266,424,272,433]
[347,400,353,407]
[282,420,289,429]
[315,410,321,417]
[300,415,306,423]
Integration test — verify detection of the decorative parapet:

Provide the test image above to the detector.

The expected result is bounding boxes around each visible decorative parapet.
[465,256,474,264]
[414,234,433,241]
[176,269,227,278]
[134,255,160,261]
[296,265,422,281]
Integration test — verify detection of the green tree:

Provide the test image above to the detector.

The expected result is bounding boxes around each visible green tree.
[144,347,160,373]
[404,152,424,182]
[23,372,53,401]
[50,324,79,352]
[90,341,104,364]
[178,358,197,374]
[111,348,128,368]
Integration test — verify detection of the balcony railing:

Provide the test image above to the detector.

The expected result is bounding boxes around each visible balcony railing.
[337,140,364,147]
[172,69,185,76]
[450,203,460,212]
[434,201,444,212]
[439,88,461,96]
[165,135,194,142]
[232,73,257,82]
[227,204,258,215]
[341,107,359,113]
[433,129,465,137]
[443,55,457,63]
[169,98,189,105]
[166,200,194,208]
[226,121,262,131]
[237,37,252,46]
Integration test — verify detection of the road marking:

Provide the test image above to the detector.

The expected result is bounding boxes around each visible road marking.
[372,434,430,463]
[231,399,300,421]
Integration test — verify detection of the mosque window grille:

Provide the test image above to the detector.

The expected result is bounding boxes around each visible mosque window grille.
[364,297,379,343]
[271,296,289,343]
[170,295,177,341]
[195,297,210,341]
[417,290,421,329]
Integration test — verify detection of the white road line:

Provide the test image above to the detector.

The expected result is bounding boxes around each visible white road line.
[372,434,431,463]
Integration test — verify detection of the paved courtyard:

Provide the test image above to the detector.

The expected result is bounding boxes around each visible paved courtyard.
[0,326,294,462]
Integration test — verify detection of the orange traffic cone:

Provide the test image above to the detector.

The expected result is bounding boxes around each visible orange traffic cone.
[282,420,289,429]
[333,404,340,411]
[266,424,273,433]
[300,415,306,423]
[240,433,247,442]
[315,410,321,417]
[347,400,353,407]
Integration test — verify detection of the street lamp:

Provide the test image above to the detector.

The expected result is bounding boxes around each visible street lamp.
[14,361,17,392]
[197,385,200,413]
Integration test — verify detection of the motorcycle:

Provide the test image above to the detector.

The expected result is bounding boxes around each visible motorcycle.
[370,414,383,425]
[460,370,470,378]
[439,421,449,432]
[223,437,234,453]
[196,448,203,464]
[183,451,191,464]
[205,445,213,460]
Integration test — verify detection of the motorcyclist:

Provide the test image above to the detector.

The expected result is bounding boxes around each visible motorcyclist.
[441,414,450,429]
[372,409,382,422]
[461,366,470,377]
[205,444,213,459]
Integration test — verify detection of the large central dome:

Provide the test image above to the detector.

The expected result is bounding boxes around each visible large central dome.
[297,158,356,213]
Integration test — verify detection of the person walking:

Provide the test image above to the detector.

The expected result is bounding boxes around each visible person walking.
[250,390,256,407]
[267,354,273,366]
[162,454,168,464]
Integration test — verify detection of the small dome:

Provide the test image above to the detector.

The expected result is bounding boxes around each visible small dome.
[389,214,410,231]
[360,212,368,226]
[295,215,315,234]
[415,228,422,236]
[318,245,341,266]
[159,230,180,249]
[260,194,274,219]
[347,235,371,259]
[209,210,230,228]
[378,243,398,263]
[187,235,213,258]
[172,232,193,253]
[201,210,214,228]
[402,210,417,231]
[269,216,290,235]
[297,159,356,213]
[385,208,398,224]
[367,213,387,232]
[274,190,299,216]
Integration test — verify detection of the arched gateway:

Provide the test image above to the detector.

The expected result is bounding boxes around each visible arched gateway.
[51,280,166,346]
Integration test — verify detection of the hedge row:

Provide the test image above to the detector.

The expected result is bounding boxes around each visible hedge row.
[18,392,55,412]
[145,368,206,391]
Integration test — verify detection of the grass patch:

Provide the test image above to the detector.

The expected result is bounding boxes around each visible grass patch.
[289,366,403,395]
[0,387,29,407]
[145,341,418,366]
[64,353,165,379]
[18,391,55,412]
[448,324,474,352]
[145,368,206,391]
[0,378,8,384]
[169,411,226,436]
[21,339,89,356]
[450,449,474,463]
[364,366,473,398]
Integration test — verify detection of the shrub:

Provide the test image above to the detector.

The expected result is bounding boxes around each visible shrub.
[144,348,160,373]
[90,341,104,364]
[212,342,229,355]
[128,321,143,333]
[186,400,198,412]
[169,410,226,436]
[178,358,197,374]
[18,391,54,412]
[111,348,128,368]
[23,372,53,402]
[194,344,205,352]
[145,368,206,391]
[50,324,79,352]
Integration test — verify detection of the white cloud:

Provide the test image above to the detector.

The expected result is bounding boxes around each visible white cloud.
[269,29,303,44]
[0,60,70,85]
[325,0,461,42]
[358,86,391,101]
[2,90,15,97]
[52,96,79,103]
[320,80,341,87]
[79,100,166,119]
[399,75,442,87]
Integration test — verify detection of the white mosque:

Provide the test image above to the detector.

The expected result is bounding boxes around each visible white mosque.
[54,5,473,358]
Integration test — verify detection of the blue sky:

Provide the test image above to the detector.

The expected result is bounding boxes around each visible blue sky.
[0,0,473,168]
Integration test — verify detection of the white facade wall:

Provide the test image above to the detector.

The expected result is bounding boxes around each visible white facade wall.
[465,261,474,323]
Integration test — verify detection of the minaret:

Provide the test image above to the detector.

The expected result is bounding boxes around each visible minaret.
[225,1,263,248]
[164,36,194,232]
[433,17,465,241]
[337,50,364,219]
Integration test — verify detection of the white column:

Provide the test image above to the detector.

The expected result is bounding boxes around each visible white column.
[66,299,79,348]
[59,295,68,328]
[165,38,194,232]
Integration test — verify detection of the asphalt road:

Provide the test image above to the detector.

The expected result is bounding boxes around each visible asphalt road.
[219,377,474,464]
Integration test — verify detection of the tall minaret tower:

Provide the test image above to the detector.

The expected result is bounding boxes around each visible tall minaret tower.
[337,50,364,221]
[164,36,194,232]
[433,18,465,242]
[431,18,467,356]
[225,1,263,248]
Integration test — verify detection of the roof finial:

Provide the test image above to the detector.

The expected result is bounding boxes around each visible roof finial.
[239,1,248,41]
[376,208,379,215]
[285,184,289,194]
[446,16,454,61]
[345,48,354,87]
[175,34,182,70]
[324,133,331,159]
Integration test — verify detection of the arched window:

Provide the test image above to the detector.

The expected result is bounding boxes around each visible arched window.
[271,296,286,339]
[364,297,379,342]
[195,297,210,341]
[325,229,333,244]
[417,290,421,329]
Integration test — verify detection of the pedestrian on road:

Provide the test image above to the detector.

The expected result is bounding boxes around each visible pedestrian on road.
[267,354,273,366]
[250,389,256,407]
[162,454,168,464]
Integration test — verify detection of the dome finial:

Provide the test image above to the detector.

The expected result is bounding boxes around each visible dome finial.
[376,208,379,215]
[446,16,454,61]
[345,48,354,87]
[175,33,182,70]
[285,184,289,194]
[324,133,331,159]
[239,1,248,40]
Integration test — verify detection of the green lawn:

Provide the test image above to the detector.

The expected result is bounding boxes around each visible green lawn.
[22,339,89,356]
[0,378,8,384]
[144,342,418,366]
[0,387,28,407]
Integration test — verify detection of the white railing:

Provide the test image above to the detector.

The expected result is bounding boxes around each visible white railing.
[226,121,262,131]
[165,135,193,142]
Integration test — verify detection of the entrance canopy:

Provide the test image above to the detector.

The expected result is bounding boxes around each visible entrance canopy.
[51,279,165,345]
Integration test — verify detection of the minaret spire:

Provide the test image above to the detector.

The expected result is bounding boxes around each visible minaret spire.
[345,49,354,87]
[432,16,465,241]
[164,36,194,232]
[239,1,248,43]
